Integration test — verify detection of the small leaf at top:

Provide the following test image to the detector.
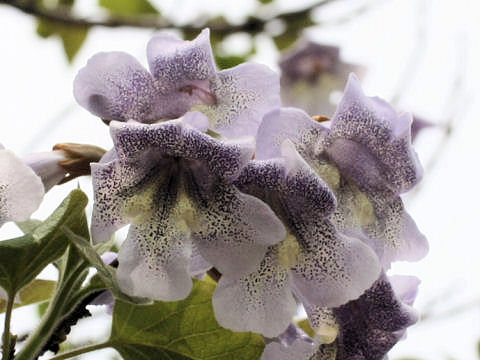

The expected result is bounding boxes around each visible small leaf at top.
[36,19,89,62]
[99,0,158,16]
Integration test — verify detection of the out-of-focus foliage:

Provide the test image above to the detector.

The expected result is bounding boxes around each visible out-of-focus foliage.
[36,0,89,62]
[98,0,158,16]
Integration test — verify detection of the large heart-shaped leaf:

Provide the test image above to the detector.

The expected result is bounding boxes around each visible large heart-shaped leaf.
[110,279,265,360]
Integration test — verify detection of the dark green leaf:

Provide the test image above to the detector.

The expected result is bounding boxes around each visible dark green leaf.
[99,0,158,16]
[110,279,265,360]
[0,189,88,296]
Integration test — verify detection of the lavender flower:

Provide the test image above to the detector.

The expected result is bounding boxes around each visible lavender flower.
[305,273,420,360]
[264,273,419,360]
[0,144,44,227]
[91,112,285,301]
[74,29,280,138]
[280,41,365,117]
[212,141,381,337]
[256,74,428,267]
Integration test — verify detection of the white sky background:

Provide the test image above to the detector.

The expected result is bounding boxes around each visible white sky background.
[1,0,480,359]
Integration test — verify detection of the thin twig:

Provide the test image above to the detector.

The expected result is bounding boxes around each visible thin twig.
[1,0,338,34]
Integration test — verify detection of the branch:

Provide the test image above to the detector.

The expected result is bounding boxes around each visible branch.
[1,0,338,35]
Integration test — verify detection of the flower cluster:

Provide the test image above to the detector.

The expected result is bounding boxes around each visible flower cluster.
[73,29,427,359]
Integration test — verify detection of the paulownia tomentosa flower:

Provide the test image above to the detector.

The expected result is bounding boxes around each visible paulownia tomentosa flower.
[90,112,286,301]
[212,140,381,337]
[74,29,280,139]
[257,74,428,268]
[262,273,419,360]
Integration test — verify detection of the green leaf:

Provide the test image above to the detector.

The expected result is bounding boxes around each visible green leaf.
[215,55,249,70]
[36,19,89,62]
[0,280,56,313]
[110,279,265,360]
[99,0,158,16]
[15,219,42,234]
[63,228,147,304]
[0,189,88,296]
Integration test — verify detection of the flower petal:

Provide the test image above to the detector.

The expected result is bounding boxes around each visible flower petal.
[23,150,67,192]
[326,74,422,194]
[147,29,216,94]
[212,247,297,337]
[73,52,159,122]
[330,179,428,267]
[109,118,254,181]
[0,149,44,226]
[117,210,193,301]
[190,180,286,278]
[202,62,281,138]
[290,218,381,308]
[302,273,419,360]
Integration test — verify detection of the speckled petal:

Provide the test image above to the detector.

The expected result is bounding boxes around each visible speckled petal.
[212,247,297,337]
[147,29,216,94]
[237,152,379,308]
[290,218,381,308]
[280,139,336,217]
[0,149,44,226]
[330,180,428,267]
[190,180,286,278]
[91,155,171,243]
[73,52,161,122]
[304,273,420,360]
[109,117,254,181]
[326,74,423,194]
[200,62,281,138]
[117,211,193,301]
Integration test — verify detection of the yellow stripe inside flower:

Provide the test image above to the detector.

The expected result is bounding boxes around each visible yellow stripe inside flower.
[278,233,301,269]
[123,187,156,223]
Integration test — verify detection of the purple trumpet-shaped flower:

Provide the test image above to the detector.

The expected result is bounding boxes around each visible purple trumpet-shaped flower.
[0,144,44,227]
[91,112,285,302]
[212,140,381,337]
[74,29,280,138]
[303,272,420,360]
[264,273,419,360]
[256,74,428,267]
